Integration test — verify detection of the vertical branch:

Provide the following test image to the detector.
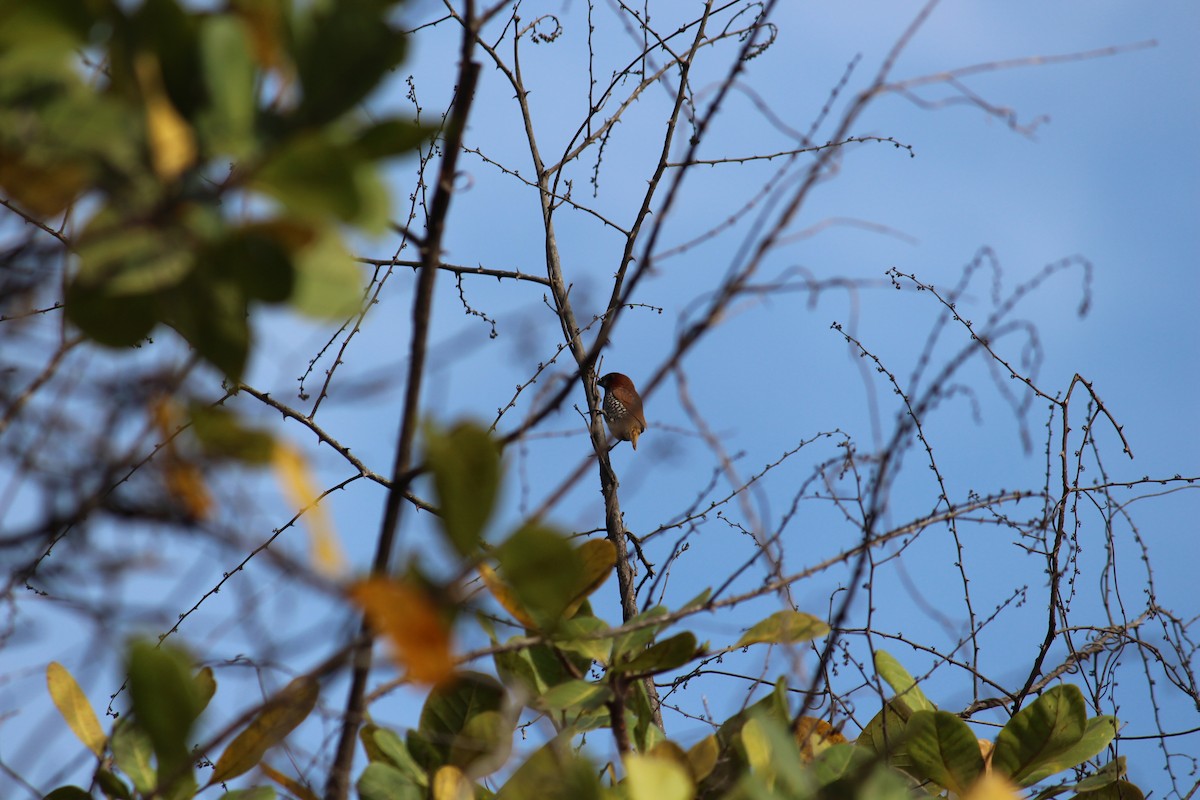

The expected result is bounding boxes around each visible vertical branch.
[323,8,481,798]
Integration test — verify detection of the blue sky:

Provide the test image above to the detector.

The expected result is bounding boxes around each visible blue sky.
[3,1,1198,797]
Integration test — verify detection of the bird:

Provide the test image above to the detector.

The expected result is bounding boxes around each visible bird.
[597,372,647,450]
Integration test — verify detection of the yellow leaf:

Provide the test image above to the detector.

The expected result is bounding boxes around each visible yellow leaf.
[562,539,615,619]
[273,442,346,579]
[47,662,106,758]
[349,578,455,685]
[685,735,719,782]
[477,563,536,628]
[432,765,474,800]
[260,762,320,800]
[134,53,196,181]
[961,772,1021,800]
[794,716,847,762]
[624,752,695,800]
[208,676,319,785]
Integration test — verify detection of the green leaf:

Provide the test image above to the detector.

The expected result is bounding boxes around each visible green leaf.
[44,788,93,800]
[624,753,694,800]
[199,15,256,157]
[218,788,276,800]
[368,727,428,787]
[127,640,204,785]
[1013,714,1118,788]
[905,710,984,794]
[855,698,917,778]
[992,684,1087,787]
[553,614,613,666]
[292,4,408,127]
[357,762,423,800]
[495,737,601,800]
[874,650,935,713]
[194,666,217,711]
[497,525,581,631]
[1076,779,1144,800]
[353,118,436,160]
[613,632,699,676]
[288,228,363,318]
[164,276,251,379]
[425,422,501,557]
[1073,757,1125,793]
[735,610,829,648]
[190,405,276,464]
[253,134,363,223]
[208,676,319,784]
[199,228,295,304]
[96,769,133,800]
[111,718,155,795]
[541,680,612,711]
[417,672,506,773]
[46,662,106,758]
[610,605,669,664]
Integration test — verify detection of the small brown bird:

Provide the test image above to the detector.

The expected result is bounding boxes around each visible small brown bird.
[597,372,647,450]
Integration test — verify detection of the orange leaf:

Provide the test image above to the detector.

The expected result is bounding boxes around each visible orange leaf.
[349,578,454,686]
[477,564,536,628]
[273,442,346,579]
[794,716,847,762]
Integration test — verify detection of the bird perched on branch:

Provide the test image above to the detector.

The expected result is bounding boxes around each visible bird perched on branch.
[597,372,647,450]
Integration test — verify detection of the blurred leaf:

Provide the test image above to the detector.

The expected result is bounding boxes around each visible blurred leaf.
[611,605,668,664]
[134,52,196,181]
[111,718,155,795]
[1075,780,1144,800]
[44,788,93,800]
[46,662,106,758]
[686,735,718,782]
[563,539,615,619]
[794,716,847,762]
[497,524,581,631]
[960,772,1023,800]
[874,650,935,713]
[613,632,698,676]
[417,672,507,773]
[735,610,829,648]
[906,710,984,795]
[274,442,346,578]
[253,134,362,223]
[425,422,501,557]
[553,614,613,666]
[495,736,601,800]
[992,685,1087,787]
[0,0,93,48]
[217,788,275,800]
[208,676,318,785]
[357,763,422,800]
[199,228,295,304]
[97,769,132,800]
[624,752,694,800]
[349,578,453,685]
[431,766,473,800]
[367,727,428,787]
[0,152,89,217]
[190,405,275,464]
[127,641,204,788]
[541,680,612,711]
[478,564,536,629]
[258,762,319,800]
[293,4,408,126]
[199,15,256,157]
[353,117,436,159]
[288,228,363,318]
[194,666,217,711]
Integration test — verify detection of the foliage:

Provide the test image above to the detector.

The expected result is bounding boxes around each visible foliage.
[3,1,1195,800]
